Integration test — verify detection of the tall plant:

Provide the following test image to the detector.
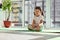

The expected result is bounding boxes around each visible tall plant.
[2,0,12,21]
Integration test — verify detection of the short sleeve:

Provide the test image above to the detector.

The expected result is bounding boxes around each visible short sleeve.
[41,16,44,21]
[33,16,36,20]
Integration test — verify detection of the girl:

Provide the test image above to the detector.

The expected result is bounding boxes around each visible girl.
[28,6,44,31]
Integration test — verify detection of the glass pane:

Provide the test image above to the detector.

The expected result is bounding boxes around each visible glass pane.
[10,0,23,28]
[24,0,46,29]
[50,0,60,29]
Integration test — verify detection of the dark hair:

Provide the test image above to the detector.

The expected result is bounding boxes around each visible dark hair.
[34,6,44,16]
[0,4,2,8]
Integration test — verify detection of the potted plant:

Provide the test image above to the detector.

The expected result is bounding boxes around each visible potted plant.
[2,0,12,28]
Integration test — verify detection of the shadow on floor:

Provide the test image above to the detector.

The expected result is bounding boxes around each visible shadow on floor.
[0,30,60,40]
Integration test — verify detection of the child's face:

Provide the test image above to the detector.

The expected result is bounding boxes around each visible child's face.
[34,9,41,16]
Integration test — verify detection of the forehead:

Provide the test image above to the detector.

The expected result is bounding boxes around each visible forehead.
[34,9,41,12]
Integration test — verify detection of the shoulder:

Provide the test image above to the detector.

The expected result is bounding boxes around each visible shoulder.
[33,16,36,19]
[41,15,44,19]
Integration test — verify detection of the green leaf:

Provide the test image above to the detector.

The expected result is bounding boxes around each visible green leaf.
[2,0,12,11]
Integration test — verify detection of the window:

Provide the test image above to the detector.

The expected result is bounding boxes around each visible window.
[50,0,60,29]
[24,0,46,28]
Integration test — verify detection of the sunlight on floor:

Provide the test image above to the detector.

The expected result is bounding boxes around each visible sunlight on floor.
[48,37,60,40]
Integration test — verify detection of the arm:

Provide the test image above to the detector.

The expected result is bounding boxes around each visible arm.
[40,16,44,24]
[39,16,44,26]
[32,20,35,28]
[40,19,43,24]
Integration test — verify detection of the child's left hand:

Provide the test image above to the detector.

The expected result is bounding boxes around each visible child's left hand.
[40,19,43,23]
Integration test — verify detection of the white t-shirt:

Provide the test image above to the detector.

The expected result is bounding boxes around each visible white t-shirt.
[33,15,44,25]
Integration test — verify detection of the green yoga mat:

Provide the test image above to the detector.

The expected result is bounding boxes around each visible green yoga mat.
[28,26,44,32]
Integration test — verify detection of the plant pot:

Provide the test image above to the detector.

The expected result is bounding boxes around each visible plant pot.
[4,21,11,28]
